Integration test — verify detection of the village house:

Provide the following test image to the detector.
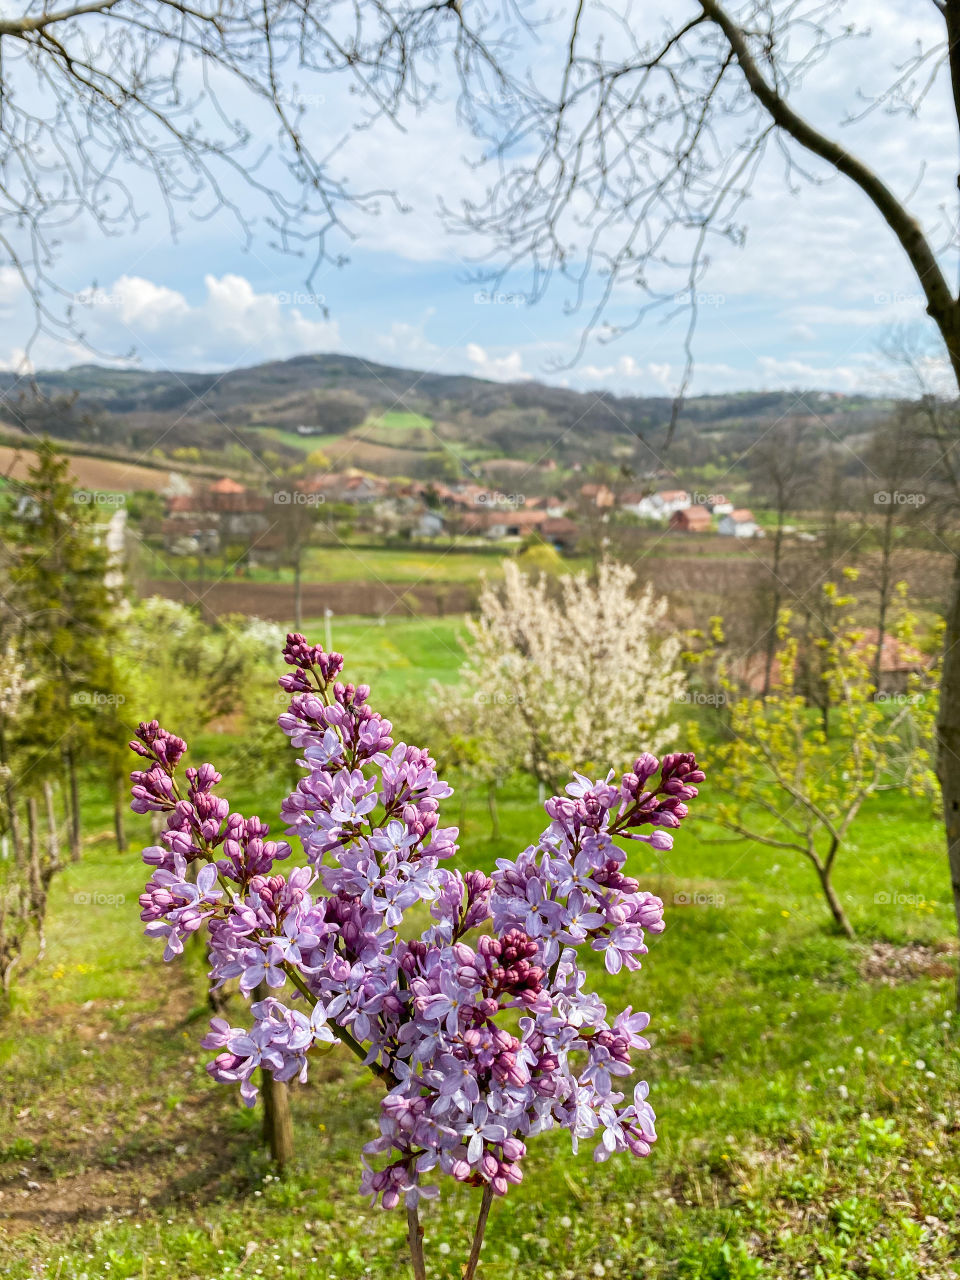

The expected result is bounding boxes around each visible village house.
[853,629,933,696]
[718,508,762,538]
[298,469,387,503]
[579,482,616,509]
[162,477,269,553]
[739,629,932,699]
[623,489,691,521]
[540,516,580,551]
[457,508,549,539]
[669,505,712,533]
[416,509,446,538]
[706,495,734,515]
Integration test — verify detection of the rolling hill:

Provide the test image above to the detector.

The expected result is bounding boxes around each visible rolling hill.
[0,354,892,482]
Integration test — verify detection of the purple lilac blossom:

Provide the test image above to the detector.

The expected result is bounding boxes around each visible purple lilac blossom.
[129,632,703,1209]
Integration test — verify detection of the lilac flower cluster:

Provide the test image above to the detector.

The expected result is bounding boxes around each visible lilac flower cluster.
[129,633,703,1211]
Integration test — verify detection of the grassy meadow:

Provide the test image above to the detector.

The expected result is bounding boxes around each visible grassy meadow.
[1,619,958,1280]
[141,545,578,587]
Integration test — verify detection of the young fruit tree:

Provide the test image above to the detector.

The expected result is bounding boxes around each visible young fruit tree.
[128,632,703,1277]
[454,560,685,795]
[703,583,929,939]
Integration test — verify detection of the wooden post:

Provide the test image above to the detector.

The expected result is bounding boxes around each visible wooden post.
[4,785,23,871]
[43,781,60,868]
[64,746,82,861]
[486,779,500,841]
[113,775,128,853]
[26,795,46,959]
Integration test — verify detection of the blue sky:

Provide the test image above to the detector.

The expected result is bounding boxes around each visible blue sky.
[1,0,953,398]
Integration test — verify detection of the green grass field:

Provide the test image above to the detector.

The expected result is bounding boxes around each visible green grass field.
[1,621,958,1279]
[246,426,345,455]
[143,543,591,587]
[366,411,434,432]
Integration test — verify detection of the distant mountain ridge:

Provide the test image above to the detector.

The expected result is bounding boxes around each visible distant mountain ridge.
[0,353,892,478]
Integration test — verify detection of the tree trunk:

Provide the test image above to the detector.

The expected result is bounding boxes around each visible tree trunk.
[4,783,22,871]
[197,547,207,623]
[937,554,960,1008]
[65,746,82,861]
[25,796,47,958]
[486,779,500,841]
[872,504,895,694]
[761,513,785,696]
[814,860,855,940]
[293,553,303,631]
[113,775,127,853]
[0,722,22,869]
[43,782,60,868]
[254,979,295,1167]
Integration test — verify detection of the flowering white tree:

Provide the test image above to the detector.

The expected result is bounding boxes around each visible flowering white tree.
[459,561,684,794]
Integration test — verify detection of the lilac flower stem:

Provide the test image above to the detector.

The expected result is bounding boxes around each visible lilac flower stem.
[407,1204,427,1280]
[283,964,396,1086]
[463,1182,495,1280]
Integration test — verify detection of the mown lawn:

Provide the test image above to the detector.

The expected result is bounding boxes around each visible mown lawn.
[1,628,958,1280]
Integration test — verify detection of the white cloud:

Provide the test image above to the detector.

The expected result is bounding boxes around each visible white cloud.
[374,317,440,363]
[465,343,530,381]
[110,276,190,330]
[0,267,26,310]
[55,272,341,368]
[755,355,876,392]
